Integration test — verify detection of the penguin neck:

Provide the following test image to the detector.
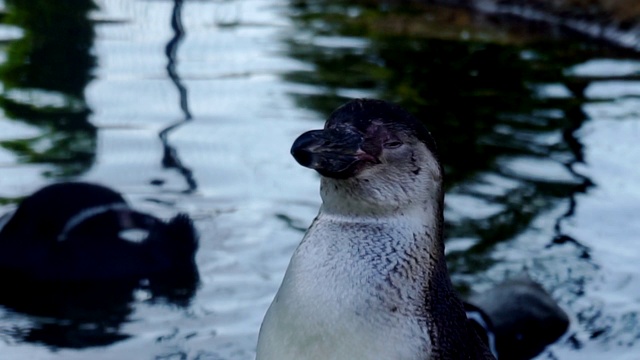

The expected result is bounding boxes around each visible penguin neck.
[318,175,445,221]
[311,175,449,313]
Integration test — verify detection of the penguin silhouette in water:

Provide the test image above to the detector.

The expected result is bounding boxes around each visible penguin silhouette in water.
[0,181,198,285]
[0,181,200,348]
[465,275,570,360]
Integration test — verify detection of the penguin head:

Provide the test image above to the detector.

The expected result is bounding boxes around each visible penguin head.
[291,98,443,214]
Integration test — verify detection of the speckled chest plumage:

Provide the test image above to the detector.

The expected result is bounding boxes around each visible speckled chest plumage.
[257,209,437,360]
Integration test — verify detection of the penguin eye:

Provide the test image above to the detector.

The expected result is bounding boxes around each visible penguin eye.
[384,141,403,149]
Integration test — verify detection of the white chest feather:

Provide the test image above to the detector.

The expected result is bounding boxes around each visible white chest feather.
[256,212,435,360]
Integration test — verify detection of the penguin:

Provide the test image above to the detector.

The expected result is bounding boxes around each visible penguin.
[257,99,495,359]
[0,182,198,283]
[465,276,570,360]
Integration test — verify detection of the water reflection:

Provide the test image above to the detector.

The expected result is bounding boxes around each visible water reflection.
[1,277,198,348]
[158,0,197,193]
[0,0,97,178]
[1,281,136,348]
[283,0,603,284]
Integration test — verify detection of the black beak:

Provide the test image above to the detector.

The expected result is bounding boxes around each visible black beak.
[291,127,375,179]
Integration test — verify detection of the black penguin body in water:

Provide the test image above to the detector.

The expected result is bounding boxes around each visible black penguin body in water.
[466,276,570,360]
[0,182,198,283]
[0,182,199,348]
[257,99,495,359]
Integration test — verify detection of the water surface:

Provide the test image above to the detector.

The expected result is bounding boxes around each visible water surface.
[0,0,639,359]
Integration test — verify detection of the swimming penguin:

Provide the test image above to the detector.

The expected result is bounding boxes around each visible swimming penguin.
[465,276,570,360]
[257,99,495,359]
[0,182,198,283]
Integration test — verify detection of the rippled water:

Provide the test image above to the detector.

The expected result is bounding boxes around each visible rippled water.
[0,0,639,359]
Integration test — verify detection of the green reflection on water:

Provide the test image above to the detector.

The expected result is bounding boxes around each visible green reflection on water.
[283,0,623,287]
[0,0,97,178]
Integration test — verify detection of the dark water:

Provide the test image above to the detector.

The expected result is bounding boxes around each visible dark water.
[0,0,639,359]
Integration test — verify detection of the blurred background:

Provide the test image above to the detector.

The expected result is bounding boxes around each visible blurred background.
[0,0,638,359]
